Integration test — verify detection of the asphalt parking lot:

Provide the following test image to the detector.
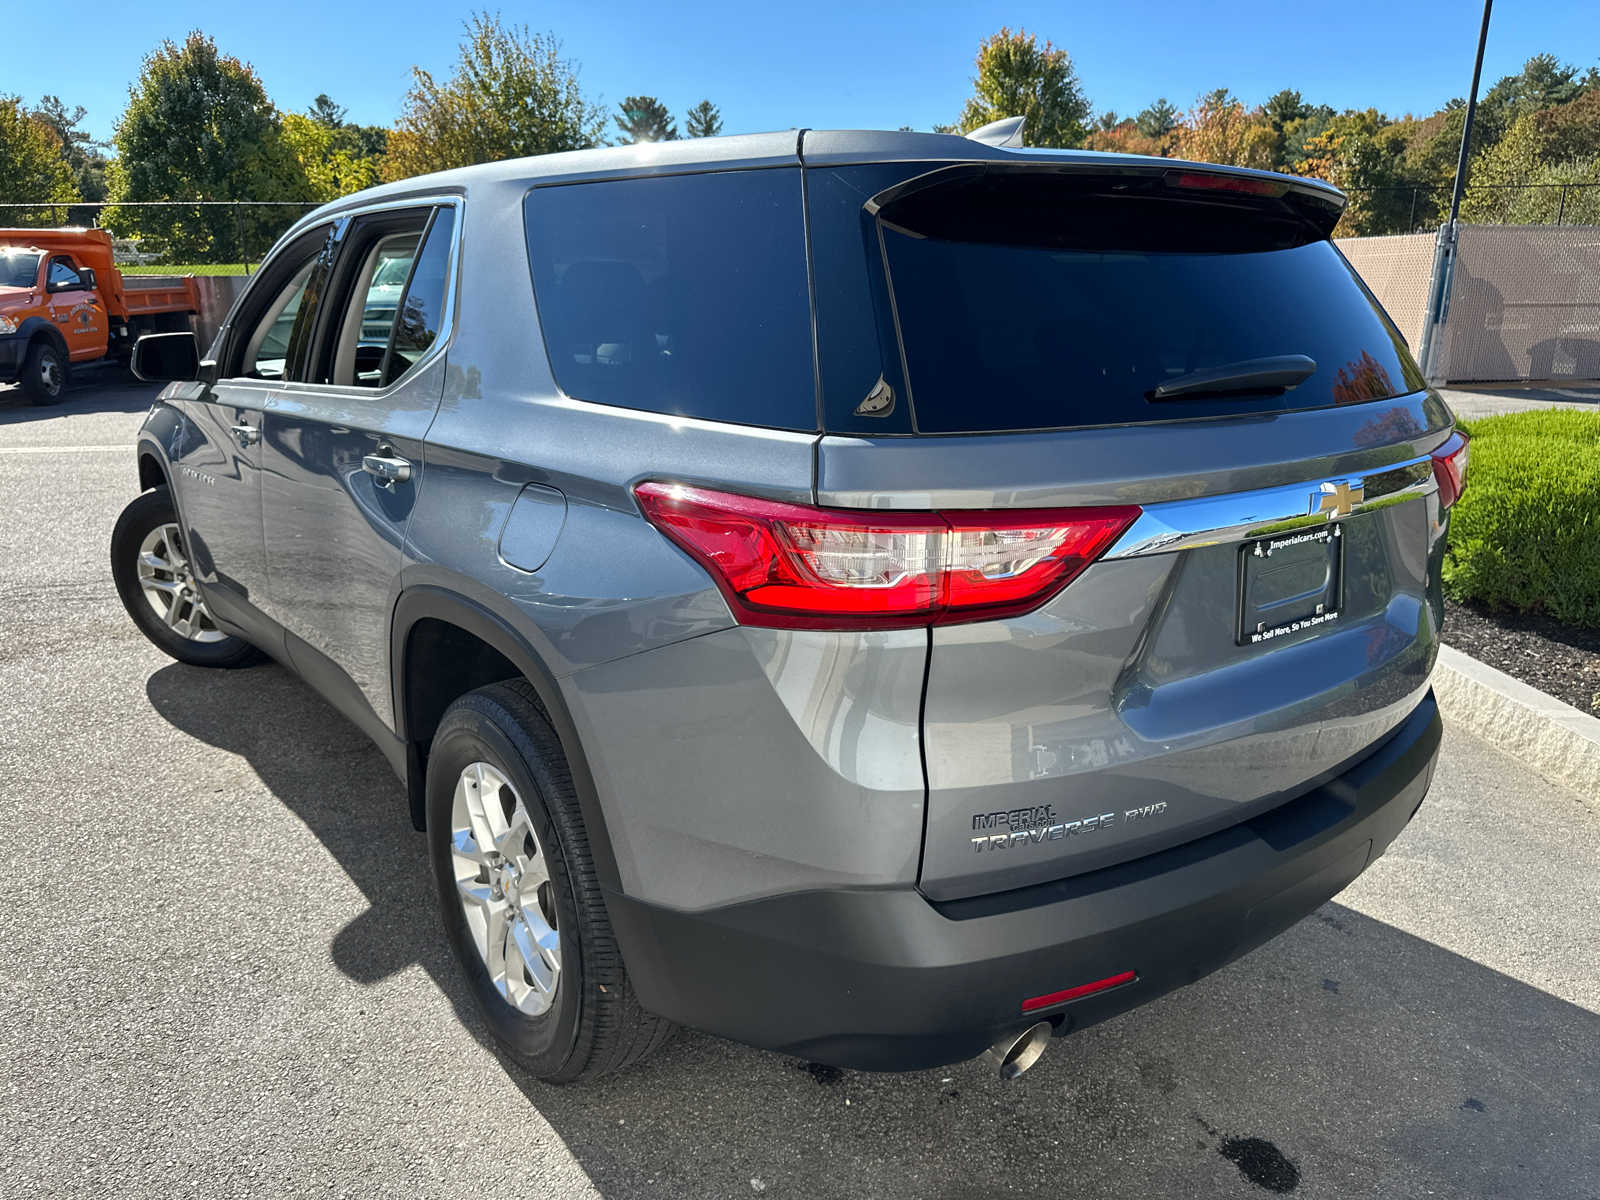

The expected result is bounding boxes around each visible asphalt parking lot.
[2,374,1597,1199]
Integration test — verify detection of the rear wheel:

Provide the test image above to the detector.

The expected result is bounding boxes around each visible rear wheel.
[110,487,266,668]
[20,340,68,406]
[428,681,672,1083]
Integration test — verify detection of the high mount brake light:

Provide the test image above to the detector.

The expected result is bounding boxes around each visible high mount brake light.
[1430,431,1471,510]
[634,482,1141,631]
[1166,170,1288,198]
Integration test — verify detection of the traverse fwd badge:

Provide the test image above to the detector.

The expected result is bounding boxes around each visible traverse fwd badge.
[970,806,1116,852]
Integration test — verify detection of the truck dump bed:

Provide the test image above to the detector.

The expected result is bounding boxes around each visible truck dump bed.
[0,228,199,323]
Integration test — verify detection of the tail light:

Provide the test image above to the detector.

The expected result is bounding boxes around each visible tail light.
[1431,430,1470,510]
[634,482,1140,631]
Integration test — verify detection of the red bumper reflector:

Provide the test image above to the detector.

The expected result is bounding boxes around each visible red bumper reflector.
[1022,969,1137,1013]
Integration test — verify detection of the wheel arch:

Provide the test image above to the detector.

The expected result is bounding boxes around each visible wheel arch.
[16,316,69,361]
[135,420,179,495]
[137,447,169,493]
[391,585,623,892]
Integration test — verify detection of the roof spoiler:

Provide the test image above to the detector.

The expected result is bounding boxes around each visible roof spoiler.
[965,116,1025,148]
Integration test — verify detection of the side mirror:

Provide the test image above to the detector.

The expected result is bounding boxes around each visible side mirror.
[79,267,97,290]
[131,332,201,383]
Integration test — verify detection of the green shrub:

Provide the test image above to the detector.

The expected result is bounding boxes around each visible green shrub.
[1443,408,1600,627]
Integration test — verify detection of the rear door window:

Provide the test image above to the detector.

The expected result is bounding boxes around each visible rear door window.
[524,168,817,431]
[863,168,1426,434]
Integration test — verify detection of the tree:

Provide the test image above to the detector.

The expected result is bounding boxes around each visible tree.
[306,93,388,165]
[614,96,677,144]
[106,32,309,263]
[1135,99,1179,138]
[383,12,606,181]
[308,93,347,128]
[280,113,379,201]
[1280,103,1335,170]
[1481,54,1587,128]
[955,27,1092,149]
[1081,117,1176,157]
[0,96,78,223]
[1174,89,1278,170]
[31,96,109,201]
[685,99,723,139]
[1293,109,1415,234]
[1263,89,1309,132]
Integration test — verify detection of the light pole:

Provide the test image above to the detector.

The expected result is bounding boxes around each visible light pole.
[1417,0,1493,382]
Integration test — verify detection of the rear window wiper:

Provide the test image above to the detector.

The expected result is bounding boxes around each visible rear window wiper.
[1147,355,1316,401]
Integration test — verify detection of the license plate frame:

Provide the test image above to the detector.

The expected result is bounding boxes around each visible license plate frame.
[1235,524,1345,647]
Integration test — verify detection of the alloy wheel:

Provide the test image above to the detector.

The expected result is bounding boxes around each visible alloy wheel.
[450,761,562,1015]
[135,523,226,643]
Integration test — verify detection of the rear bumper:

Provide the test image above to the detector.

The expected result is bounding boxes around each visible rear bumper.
[605,690,1442,1071]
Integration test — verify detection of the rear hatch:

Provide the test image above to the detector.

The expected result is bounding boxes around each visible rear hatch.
[803,151,1451,901]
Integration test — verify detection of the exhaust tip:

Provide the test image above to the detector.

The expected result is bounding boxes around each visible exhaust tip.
[982,1021,1053,1081]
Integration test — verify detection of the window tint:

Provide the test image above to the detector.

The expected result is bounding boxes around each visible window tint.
[524,168,816,431]
[227,225,335,382]
[384,207,455,385]
[808,164,934,435]
[875,174,1426,434]
[241,263,314,381]
[48,258,82,288]
[335,232,421,387]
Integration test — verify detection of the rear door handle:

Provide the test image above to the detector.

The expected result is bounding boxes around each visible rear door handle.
[230,423,260,446]
[362,454,412,487]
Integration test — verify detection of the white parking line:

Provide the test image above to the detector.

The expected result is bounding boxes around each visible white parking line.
[0,445,132,454]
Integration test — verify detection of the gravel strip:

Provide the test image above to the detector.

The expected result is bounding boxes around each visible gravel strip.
[1441,597,1600,715]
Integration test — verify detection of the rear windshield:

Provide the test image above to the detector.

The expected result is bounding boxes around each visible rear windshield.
[871,170,1425,434]
[524,168,817,431]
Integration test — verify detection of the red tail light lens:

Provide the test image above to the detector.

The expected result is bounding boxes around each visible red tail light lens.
[1431,430,1470,510]
[634,482,1140,630]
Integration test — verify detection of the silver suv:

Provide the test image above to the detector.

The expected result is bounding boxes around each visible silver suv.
[113,129,1466,1083]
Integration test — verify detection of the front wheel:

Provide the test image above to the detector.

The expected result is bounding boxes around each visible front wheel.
[20,340,68,406]
[110,487,266,668]
[428,681,672,1083]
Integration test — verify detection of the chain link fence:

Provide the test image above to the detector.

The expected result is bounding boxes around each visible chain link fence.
[1339,183,1600,236]
[0,200,322,274]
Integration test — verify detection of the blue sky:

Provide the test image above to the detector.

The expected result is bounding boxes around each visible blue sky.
[9,1,1598,148]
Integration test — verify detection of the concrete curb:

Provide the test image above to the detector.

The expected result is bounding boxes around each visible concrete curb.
[1434,643,1600,799]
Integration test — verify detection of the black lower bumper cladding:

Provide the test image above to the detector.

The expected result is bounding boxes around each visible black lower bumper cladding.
[605,692,1442,1072]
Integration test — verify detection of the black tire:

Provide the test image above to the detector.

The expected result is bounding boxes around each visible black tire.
[428,680,673,1083]
[20,339,68,406]
[110,487,267,668]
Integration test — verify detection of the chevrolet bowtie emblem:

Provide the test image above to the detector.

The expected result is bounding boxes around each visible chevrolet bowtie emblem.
[1313,480,1364,518]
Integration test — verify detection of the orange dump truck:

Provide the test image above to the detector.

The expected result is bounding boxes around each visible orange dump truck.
[0,228,201,405]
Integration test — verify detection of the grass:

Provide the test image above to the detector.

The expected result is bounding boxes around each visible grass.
[1444,408,1600,627]
[119,264,254,276]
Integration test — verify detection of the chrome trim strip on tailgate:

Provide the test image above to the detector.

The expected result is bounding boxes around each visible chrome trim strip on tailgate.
[1104,456,1436,559]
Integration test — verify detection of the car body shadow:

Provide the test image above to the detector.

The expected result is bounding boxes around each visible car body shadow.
[143,658,1600,1200]
[0,371,162,423]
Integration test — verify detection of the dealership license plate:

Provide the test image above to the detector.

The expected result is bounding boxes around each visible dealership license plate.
[1236,524,1344,646]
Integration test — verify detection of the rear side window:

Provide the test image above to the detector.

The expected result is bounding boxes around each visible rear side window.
[524,168,817,431]
[871,170,1426,434]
